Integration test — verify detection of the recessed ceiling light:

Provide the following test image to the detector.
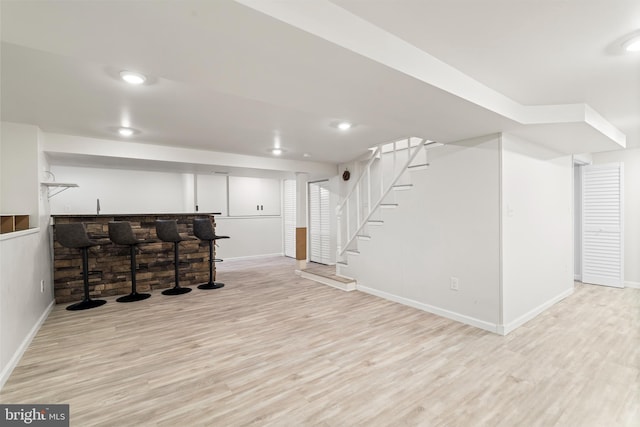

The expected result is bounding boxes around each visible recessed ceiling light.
[118,127,135,137]
[623,35,640,52]
[272,148,282,156]
[303,153,311,158]
[120,71,147,85]
[338,121,352,130]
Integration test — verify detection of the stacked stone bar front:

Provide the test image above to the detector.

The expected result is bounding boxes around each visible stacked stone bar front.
[52,213,217,303]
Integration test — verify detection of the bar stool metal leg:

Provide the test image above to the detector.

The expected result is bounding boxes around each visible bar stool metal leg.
[162,242,192,295]
[66,247,107,311]
[116,245,152,302]
[197,240,224,289]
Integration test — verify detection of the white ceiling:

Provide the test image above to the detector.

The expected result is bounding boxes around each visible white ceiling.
[1,0,638,168]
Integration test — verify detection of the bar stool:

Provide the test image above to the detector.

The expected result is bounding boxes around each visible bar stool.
[108,221,152,303]
[155,219,192,295]
[55,223,107,311]
[193,217,229,289]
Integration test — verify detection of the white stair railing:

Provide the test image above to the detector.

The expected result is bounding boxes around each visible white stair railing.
[336,137,441,259]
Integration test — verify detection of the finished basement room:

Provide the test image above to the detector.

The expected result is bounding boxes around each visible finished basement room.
[1,1,638,426]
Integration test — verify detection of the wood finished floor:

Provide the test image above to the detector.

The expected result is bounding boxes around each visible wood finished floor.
[1,256,638,426]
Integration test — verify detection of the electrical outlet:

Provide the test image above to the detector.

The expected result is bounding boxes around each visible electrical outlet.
[450,277,459,291]
[40,280,45,292]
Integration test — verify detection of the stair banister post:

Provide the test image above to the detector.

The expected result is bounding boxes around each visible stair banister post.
[346,200,350,246]
[380,143,384,200]
[336,211,341,256]
[367,167,371,219]
[356,172,361,228]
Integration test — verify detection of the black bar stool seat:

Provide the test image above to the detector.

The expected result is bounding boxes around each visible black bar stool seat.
[55,223,107,311]
[193,217,229,290]
[108,221,152,303]
[155,219,192,295]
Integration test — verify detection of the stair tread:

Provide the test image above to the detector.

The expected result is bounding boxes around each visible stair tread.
[392,185,413,191]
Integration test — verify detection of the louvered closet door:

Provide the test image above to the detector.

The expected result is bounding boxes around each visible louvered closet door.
[582,163,624,288]
[309,180,331,264]
[283,180,296,258]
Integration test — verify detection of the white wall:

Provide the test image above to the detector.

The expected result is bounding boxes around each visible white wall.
[48,165,193,215]
[500,134,574,332]
[196,174,228,215]
[341,135,502,330]
[1,122,40,226]
[574,165,582,280]
[214,217,283,259]
[48,165,286,259]
[592,147,640,287]
[0,122,54,390]
[0,230,55,389]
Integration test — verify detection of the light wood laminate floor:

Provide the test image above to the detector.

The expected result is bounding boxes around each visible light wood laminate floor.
[1,256,638,426]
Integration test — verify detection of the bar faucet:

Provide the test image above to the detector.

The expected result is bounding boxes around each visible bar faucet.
[97,198,101,215]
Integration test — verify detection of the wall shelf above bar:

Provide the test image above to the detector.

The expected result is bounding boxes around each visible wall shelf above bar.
[41,182,79,198]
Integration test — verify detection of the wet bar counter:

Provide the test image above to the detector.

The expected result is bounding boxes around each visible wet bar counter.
[52,213,219,303]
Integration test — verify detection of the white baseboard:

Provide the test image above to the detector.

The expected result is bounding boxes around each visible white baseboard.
[223,252,284,261]
[356,285,499,334]
[497,287,574,336]
[625,280,640,289]
[0,299,55,391]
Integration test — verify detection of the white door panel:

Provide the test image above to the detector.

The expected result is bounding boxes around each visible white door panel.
[581,163,624,287]
[309,180,331,265]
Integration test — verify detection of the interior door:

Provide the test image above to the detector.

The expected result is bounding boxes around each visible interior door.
[309,180,331,264]
[581,163,624,287]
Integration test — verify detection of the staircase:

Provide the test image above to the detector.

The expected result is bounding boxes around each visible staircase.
[336,137,443,269]
[299,137,442,290]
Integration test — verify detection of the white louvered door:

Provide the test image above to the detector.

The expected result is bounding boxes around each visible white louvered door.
[582,163,624,288]
[309,180,331,264]
[283,180,296,258]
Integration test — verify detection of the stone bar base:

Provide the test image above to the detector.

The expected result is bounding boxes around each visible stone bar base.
[52,213,217,303]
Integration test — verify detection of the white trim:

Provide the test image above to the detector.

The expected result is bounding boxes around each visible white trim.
[625,281,640,289]
[574,274,582,281]
[497,287,574,336]
[0,227,40,241]
[356,285,499,334]
[298,270,357,292]
[0,299,55,391]
[223,252,284,261]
